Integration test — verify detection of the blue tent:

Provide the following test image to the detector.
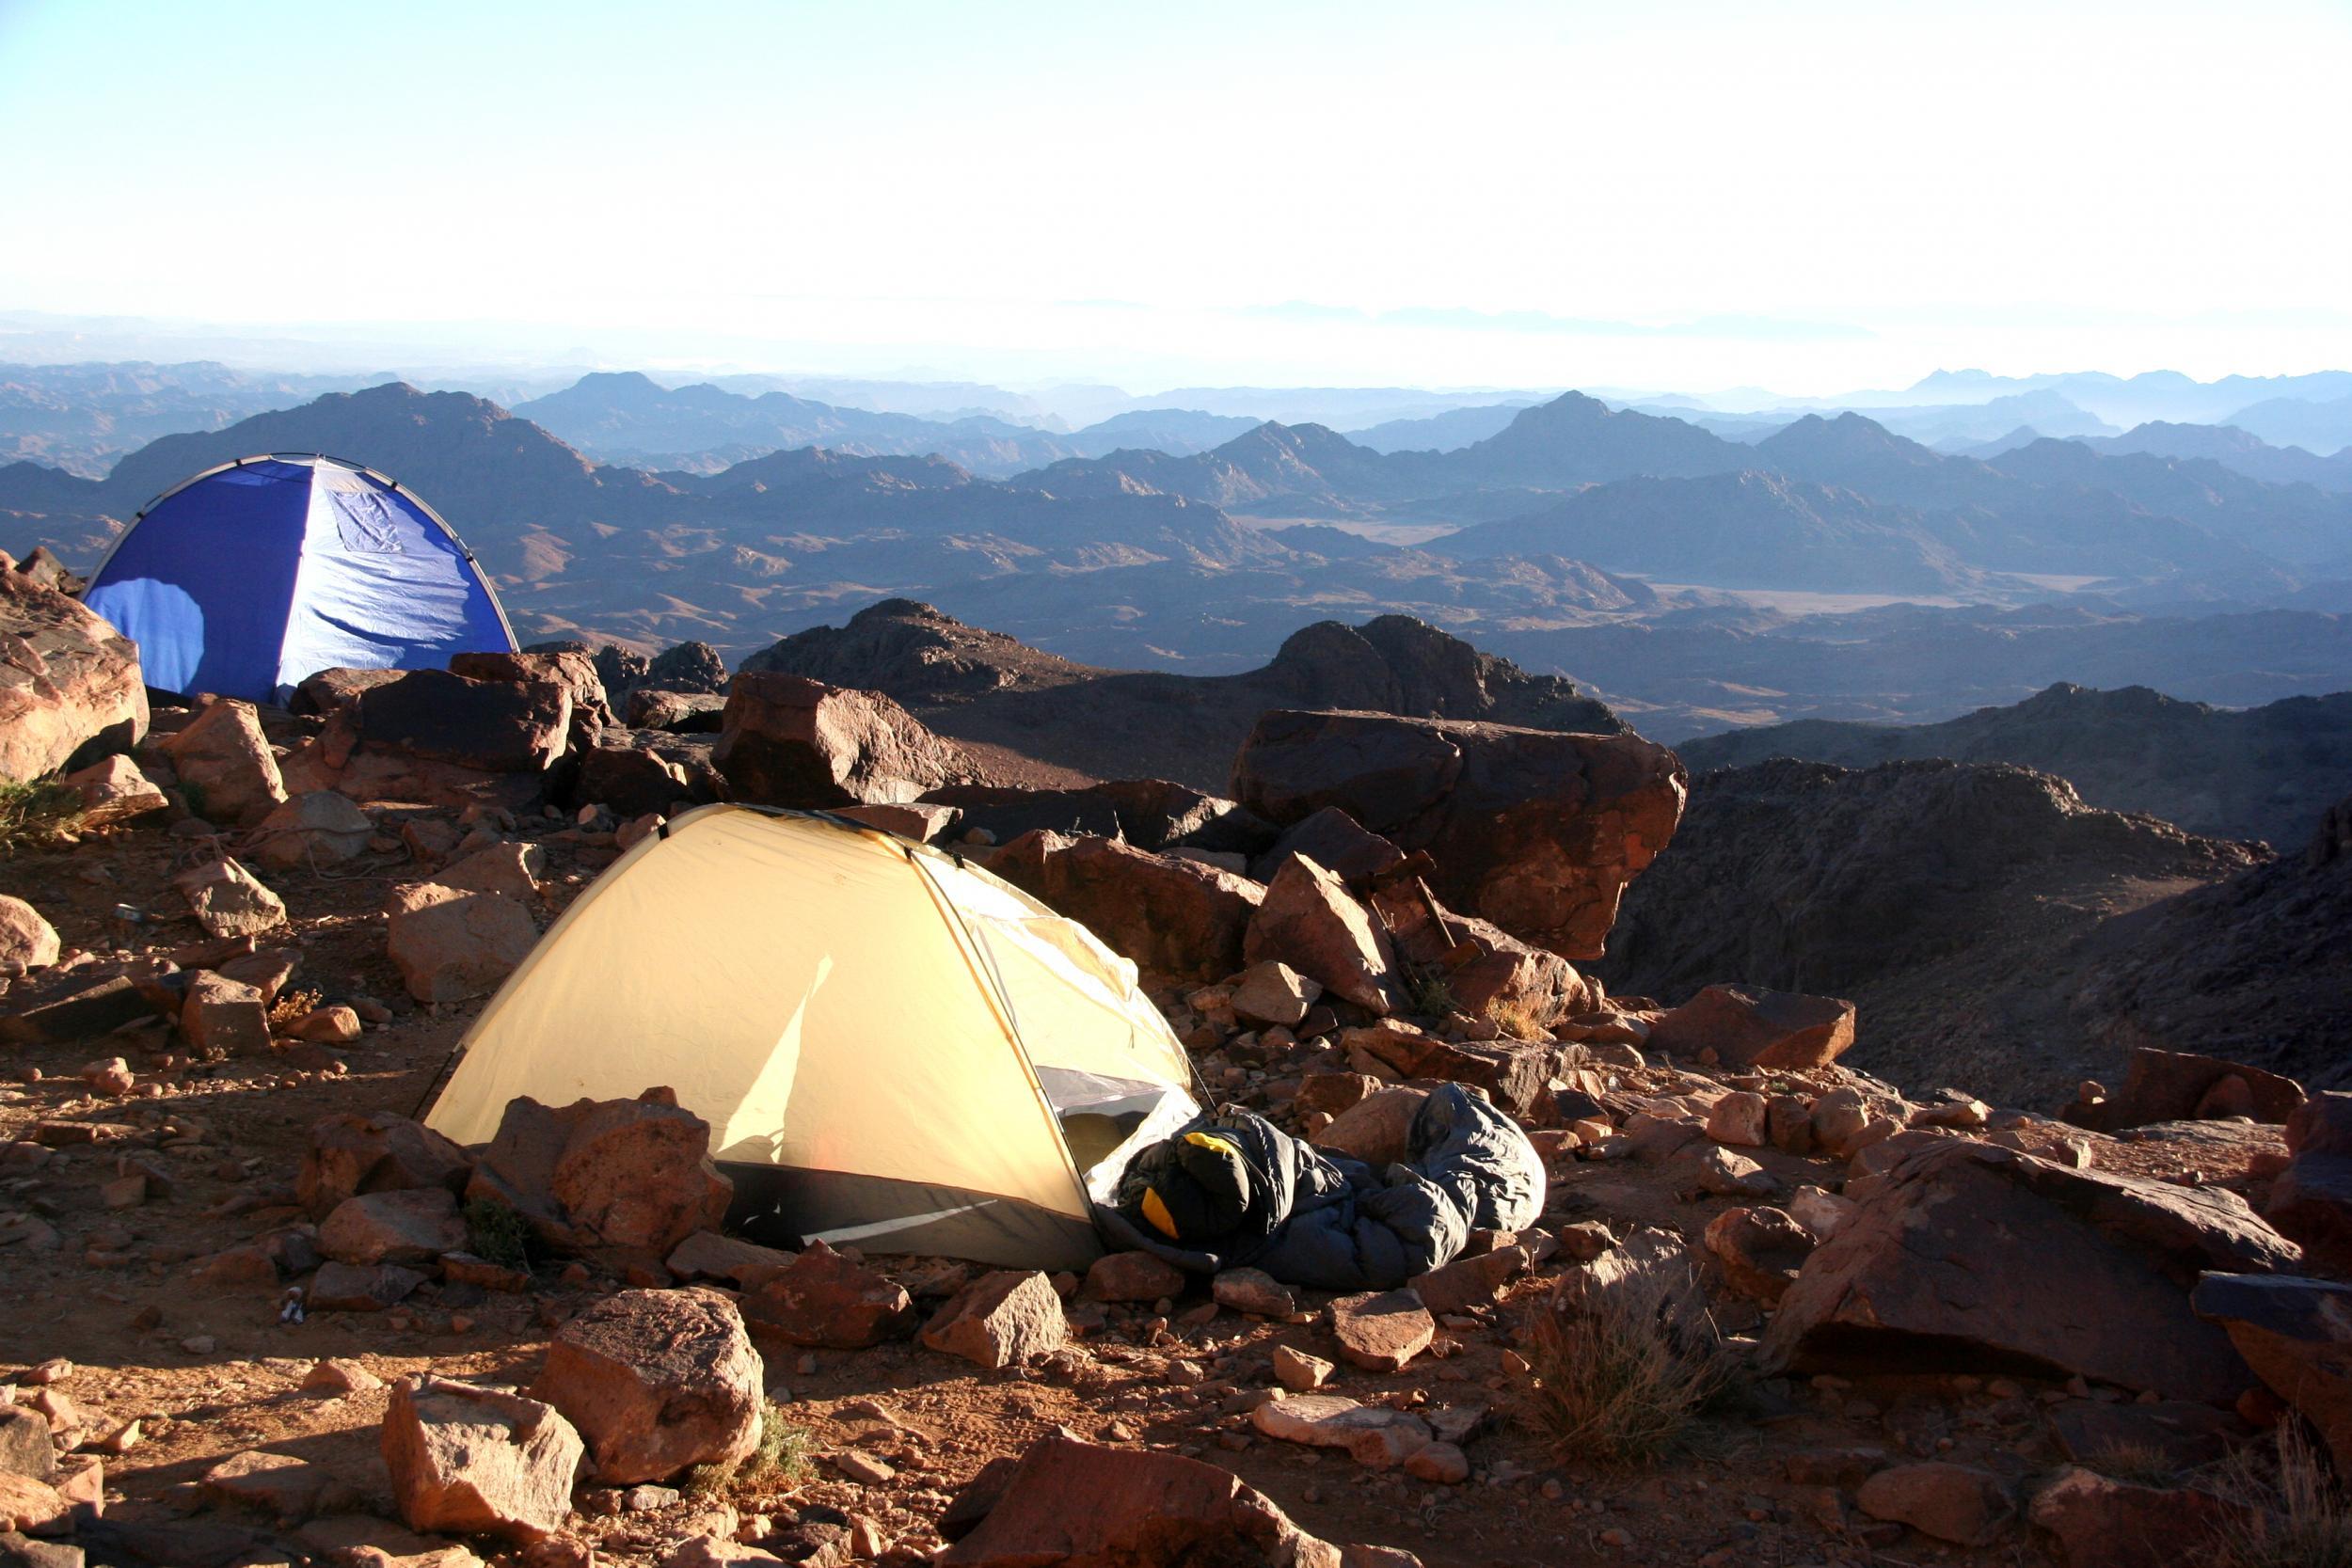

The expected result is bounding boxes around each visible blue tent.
[84,454,516,704]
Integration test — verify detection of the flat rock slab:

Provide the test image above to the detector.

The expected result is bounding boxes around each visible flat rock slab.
[1251,1394,1432,1469]
[1328,1289,1435,1372]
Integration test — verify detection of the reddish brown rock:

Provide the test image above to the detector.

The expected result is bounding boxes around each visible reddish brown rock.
[1703,1206,1816,1305]
[466,1090,731,1258]
[383,1376,582,1543]
[921,1270,1067,1369]
[353,669,576,774]
[385,883,538,1003]
[0,550,147,784]
[1649,984,1856,1070]
[2028,1466,2244,1568]
[1764,1141,2298,1404]
[62,752,167,826]
[1856,1463,2013,1546]
[739,1241,917,1349]
[1328,1289,1435,1371]
[0,897,59,975]
[1248,806,1406,888]
[532,1288,763,1485]
[1409,1246,1524,1316]
[449,649,614,741]
[938,1435,1344,1566]
[990,830,1263,984]
[181,971,272,1056]
[163,699,288,825]
[1311,1086,1429,1166]
[318,1188,468,1266]
[1371,879,1595,1027]
[1245,854,1406,1015]
[1231,708,1684,959]
[174,855,287,939]
[575,741,691,819]
[713,673,965,808]
[1081,1250,1188,1305]
[297,1111,472,1219]
[2191,1273,2352,1472]
[2064,1046,2306,1132]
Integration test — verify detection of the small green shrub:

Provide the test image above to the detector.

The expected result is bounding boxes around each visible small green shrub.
[684,1402,812,1499]
[462,1198,532,1270]
[1406,970,1457,1019]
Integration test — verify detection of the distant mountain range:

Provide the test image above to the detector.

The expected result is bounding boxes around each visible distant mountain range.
[4,375,2350,740]
[511,372,1260,477]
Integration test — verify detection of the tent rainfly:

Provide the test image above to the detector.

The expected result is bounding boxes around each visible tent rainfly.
[83,453,516,705]
[424,806,1202,1271]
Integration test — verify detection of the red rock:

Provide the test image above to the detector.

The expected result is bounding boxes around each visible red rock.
[663,1230,797,1287]
[575,742,691,819]
[1328,1289,1435,1371]
[318,1189,468,1266]
[1231,708,1684,959]
[739,1240,917,1349]
[1310,1087,1428,1166]
[2064,1046,2306,1132]
[1081,1250,1188,1304]
[1251,1394,1432,1469]
[354,669,576,774]
[1370,879,1595,1028]
[713,673,966,808]
[309,1261,427,1311]
[383,1376,583,1543]
[1649,984,1856,1069]
[0,1473,67,1535]
[2027,1465,2244,1568]
[0,551,146,784]
[250,791,374,868]
[62,752,167,825]
[201,1449,340,1523]
[1249,806,1405,888]
[990,830,1263,985]
[174,856,287,939]
[1409,1246,1524,1315]
[163,699,288,825]
[937,1435,1343,1566]
[2191,1273,2352,1472]
[181,971,272,1056]
[384,882,539,1004]
[921,1270,1067,1369]
[436,842,548,901]
[1229,961,1322,1028]
[1766,1141,2298,1404]
[1705,1091,1769,1148]
[0,1406,56,1481]
[1245,855,1406,1014]
[298,1111,472,1219]
[532,1288,763,1485]
[1856,1462,2013,1545]
[467,1090,731,1258]
[0,897,58,975]
[1703,1206,1816,1305]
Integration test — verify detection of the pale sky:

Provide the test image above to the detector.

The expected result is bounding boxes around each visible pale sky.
[2,0,2346,393]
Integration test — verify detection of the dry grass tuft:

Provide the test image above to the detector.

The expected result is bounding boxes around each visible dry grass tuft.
[1516,1273,1735,1466]
[0,777,87,855]
[2214,1422,2352,1568]
[267,988,324,1029]
[1485,994,1549,1042]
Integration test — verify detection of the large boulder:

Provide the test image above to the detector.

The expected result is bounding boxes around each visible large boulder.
[449,650,614,736]
[1231,708,1684,959]
[1764,1140,2299,1404]
[384,883,539,1003]
[0,550,146,784]
[2263,1092,2352,1274]
[162,700,287,825]
[1245,854,1406,1015]
[712,673,965,808]
[1249,806,1405,888]
[938,1435,1345,1567]
[2064,1046,2306,1132]
[532,1288,763,1485]
[381,1376,582,1543]
[249,791,374,869]
[1649,985,1857,1070]
[2190,1272,2352,1470]
[466,1089,731,1258]
[990,830,1263,984]
[352,669,575,775]
[318,1189,468,1266]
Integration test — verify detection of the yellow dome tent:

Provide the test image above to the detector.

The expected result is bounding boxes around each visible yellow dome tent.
[424,805,1200,1270]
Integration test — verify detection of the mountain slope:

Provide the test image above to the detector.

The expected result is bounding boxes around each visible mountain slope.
[1676,681,2352,846]
[2079,422,2352,493]
[1597,757,2263,1106]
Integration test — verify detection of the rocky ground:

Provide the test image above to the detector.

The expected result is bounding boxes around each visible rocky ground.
[8,552,2352,1568]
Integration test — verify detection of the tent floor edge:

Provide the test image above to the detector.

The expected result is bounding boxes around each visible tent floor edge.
[722,1162,1104,1274]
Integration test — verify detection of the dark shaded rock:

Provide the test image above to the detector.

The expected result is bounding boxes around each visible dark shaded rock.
[354,669,575,774]
[713,673,968,808]
[991,830,1262,984]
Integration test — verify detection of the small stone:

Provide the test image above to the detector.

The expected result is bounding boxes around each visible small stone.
[1273,1345,1335,1391]
[1212,1268,1296,1318]
[1328,1290,1435,1371]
